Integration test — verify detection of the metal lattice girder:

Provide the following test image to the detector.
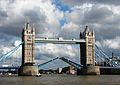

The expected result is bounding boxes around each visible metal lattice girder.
[35,38,85,44]
[38,57,83,70]
[38,57,59,67]
[59,57,83,69]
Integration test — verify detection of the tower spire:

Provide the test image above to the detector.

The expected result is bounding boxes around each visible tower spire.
[25,16,30,29]
[32,24,35,34]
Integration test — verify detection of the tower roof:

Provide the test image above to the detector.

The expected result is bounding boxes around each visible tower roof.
[26,22,30,29]
[84,25,90,33]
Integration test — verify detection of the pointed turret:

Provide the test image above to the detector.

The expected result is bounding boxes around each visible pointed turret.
[84,25,89,33]
[32,24,35,31]
[26,22,30,29]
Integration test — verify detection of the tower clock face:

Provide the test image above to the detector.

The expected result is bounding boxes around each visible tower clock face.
[88,38,92,43]
[27,35,32,41]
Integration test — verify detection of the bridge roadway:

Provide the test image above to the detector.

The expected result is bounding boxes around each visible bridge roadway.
[0,66,120,70]
[0,66,19,69]
[35,38,85,44]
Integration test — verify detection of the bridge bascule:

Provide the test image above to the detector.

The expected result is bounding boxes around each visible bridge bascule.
[17,22,100,76]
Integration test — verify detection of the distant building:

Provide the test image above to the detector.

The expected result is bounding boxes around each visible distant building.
[61,66,77,74]
[58,68,62,73]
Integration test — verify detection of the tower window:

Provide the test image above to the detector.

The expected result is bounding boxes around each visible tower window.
[26,30,31,34]
[29,52,31,55]
[28,36,32,39]
[29,36,31,39]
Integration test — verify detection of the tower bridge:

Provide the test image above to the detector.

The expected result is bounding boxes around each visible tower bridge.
[0,22,119,75]
[18,22,100,76]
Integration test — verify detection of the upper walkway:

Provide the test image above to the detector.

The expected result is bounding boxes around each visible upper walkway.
[35,38,85,44]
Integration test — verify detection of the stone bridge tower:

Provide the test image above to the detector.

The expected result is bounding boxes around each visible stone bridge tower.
[79,26,100,75]
[18,22,38,76]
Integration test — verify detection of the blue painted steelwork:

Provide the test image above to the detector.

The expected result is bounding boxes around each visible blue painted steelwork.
[95,49,106,60]
[38,57,59,68]
[59,57,83,69]
[0,42,24,62]
[38,57,83,70]
[1,41,119,69]
[0,66,19,69]
[95,52,104,61]
[95,44,120,67]
[0,45,20,61]
[95,44,109,59]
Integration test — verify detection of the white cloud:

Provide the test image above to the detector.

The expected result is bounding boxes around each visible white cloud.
[0,44,22,66]
[95,37,120,57]
[102,37,120,50]
[0,0,64,37]
[36,43,78,58]
[62,22,79,32]
[0,46,11,55]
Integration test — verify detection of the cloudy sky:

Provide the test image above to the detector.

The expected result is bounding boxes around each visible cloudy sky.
[0,0,120,69]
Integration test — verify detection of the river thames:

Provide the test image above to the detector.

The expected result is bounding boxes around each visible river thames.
[0,74,120,85]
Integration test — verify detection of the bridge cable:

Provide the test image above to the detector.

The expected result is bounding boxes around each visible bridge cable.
[95,44,109,59]
[95,48,107,59]
[95,52,105,61]
[0,44,21,62]
[0,42,24,62]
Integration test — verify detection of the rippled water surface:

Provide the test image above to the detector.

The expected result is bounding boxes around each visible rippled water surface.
[0,74,120,85]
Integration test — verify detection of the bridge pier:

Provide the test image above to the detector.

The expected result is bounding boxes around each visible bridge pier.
[18,65,38,76]
[77,66,100,75]
[79,26,100,75]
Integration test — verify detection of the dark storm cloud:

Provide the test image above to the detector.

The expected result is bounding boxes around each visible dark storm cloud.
[23,7,47,35]
[0,32,19,46]
[60,5,116,40]
[83,6,113,24]
[80,6,116,40]
[0,21,24,36]
[23,8,45,23]
[0,7,46,37]
[90,0,120,5]
[0,10,8,18]
[0,10,8,20]
[95,26,120,40]
[76,5,120,41]
[61,0,120,6]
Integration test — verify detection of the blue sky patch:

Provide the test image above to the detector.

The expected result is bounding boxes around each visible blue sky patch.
[59,19,66,26]
[52,0,72,12]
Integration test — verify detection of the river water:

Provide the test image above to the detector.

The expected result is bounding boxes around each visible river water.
[0,74,120,85]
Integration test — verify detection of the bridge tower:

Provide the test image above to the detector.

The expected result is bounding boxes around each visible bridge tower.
[18,22,39,76]
[79,26,100,75]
